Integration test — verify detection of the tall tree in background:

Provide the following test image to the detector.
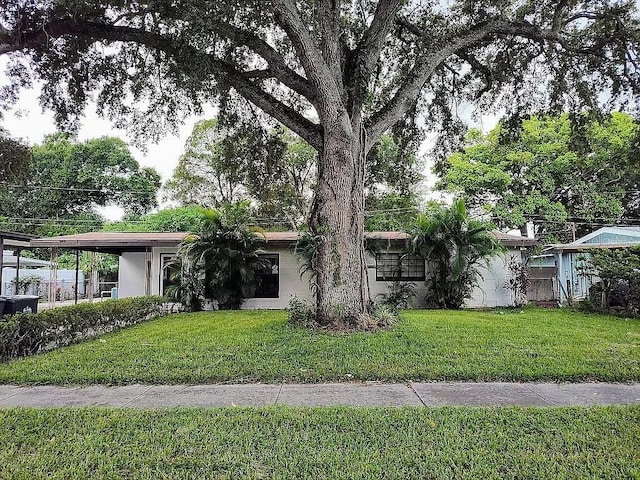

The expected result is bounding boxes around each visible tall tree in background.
[365,131,424,231]
[0,128,30,183]
[1,1,638,325]
[439,113,640,241]
[164,119,316,227]
[0,134,161,234]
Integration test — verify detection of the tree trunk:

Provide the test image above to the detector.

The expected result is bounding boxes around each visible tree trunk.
[309,113,369,326]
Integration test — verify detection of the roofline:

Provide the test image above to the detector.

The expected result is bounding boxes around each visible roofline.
[30,230,537,253]
[544,242,640,253]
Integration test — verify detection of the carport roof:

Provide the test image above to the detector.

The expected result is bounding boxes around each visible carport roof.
[0,230,39,248]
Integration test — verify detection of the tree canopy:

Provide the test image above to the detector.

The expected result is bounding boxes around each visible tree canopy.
[0,134,161,235]
[163,119,317,227]
[2,0,638,325]
[439,112,640,241]
[0,128,30,183]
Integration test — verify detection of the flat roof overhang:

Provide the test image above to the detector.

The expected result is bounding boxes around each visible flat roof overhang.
[29,230,538,253]
[545,242,640,254]
[0,230,39,248]
[30,232,187,254]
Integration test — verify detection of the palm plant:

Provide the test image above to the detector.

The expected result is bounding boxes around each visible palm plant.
[177,203,269,310]
[411,199,504,309]
[164,257,204,312]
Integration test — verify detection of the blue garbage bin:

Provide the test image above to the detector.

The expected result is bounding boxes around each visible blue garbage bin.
[111,287,118,300]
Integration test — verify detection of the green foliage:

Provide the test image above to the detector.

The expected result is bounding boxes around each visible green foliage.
[164,119,316,227]
[164,258,203,313]
[9,275,42,295]
[411,199,504,309]
[177,202,269,310]
[440,113,640,241]
[105,205,209,233]
[578,246,640,314]
[1,309,638,384]
[505,255,531,308]
[0,296,167,361]
[365,133,423,231]
[0,129,30,182]
[0,134,161,235]
[365,192,421,232]
[286,296,317,328]
[378,282,418,310]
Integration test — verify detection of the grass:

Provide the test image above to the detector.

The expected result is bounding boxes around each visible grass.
[0,308,638,384]
[0,406,638,479]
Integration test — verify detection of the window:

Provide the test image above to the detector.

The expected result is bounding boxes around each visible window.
[376,253,425,281]
[160,254,179,296]
[254,254,279,298]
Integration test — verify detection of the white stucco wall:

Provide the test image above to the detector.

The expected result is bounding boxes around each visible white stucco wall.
[118,252,147,298]
[116,245,524,309]
[466,250,520,308]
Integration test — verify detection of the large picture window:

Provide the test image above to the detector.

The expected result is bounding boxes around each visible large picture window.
[254,254,279,298]
[376,253,425,281]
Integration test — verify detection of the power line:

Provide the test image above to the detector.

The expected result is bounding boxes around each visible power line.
[0,183,157,195]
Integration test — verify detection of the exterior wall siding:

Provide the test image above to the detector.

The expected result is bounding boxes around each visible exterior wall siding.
[118,252,147,298]
[117,246,523,309]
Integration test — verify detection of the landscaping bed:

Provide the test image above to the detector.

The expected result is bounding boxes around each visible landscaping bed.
[0,308,637,384]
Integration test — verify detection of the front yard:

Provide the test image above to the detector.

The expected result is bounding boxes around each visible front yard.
[0,308,638,384]
[1,406,638,479]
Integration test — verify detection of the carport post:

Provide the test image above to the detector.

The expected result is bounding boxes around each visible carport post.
[74,249,79,304]
[0,237,4,295]
[15,248,21,294]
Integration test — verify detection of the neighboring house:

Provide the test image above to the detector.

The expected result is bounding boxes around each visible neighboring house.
[31,231,536,309]
[0,230,38,296]
[535,226,640,304]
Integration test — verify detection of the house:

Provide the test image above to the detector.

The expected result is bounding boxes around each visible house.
[30,230,536,308]
[536,226,640,304]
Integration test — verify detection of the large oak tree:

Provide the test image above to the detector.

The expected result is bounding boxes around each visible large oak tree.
[1,0,639,325]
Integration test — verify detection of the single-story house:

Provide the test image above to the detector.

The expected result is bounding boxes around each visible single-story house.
[30,230,536,309]
[536,226,640,304]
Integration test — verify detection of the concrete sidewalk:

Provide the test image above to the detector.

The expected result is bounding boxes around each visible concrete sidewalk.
[0,382,639,408]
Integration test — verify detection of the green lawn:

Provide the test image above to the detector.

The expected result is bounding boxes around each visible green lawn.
[0,308,638,384]
[1,406,638,479]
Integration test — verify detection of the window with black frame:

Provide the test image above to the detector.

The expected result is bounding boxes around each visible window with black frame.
[375,253,425,281]
[254,254,279,298]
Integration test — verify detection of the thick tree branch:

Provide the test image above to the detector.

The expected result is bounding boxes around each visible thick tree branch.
[314,0,343,83]
[0,18,323,150]
[368,15,633,142]
[552,0,573,32]
[348,0,400,111]
[273,0,343,119]
[211,20,316,103]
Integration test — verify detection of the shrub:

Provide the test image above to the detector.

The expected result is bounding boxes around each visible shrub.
[505,256,531,308]
[0,296,168,361]
[287,296,317,328]
[379,282,417,310]
[578,246,640,316]
[411,199,503,309]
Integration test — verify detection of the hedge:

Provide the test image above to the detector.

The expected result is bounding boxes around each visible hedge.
[0,296,169,361]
